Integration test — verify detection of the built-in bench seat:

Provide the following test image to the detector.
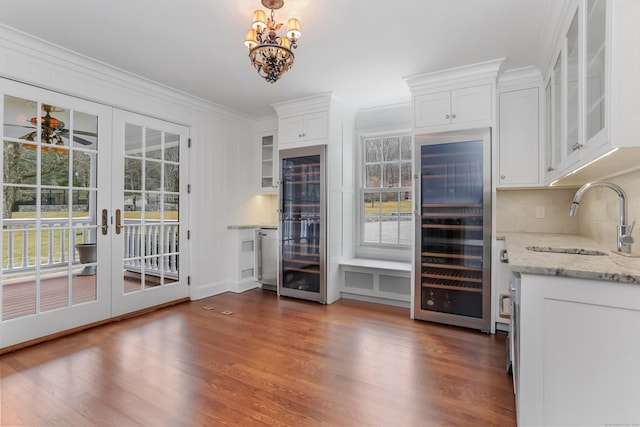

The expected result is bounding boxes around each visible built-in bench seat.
[339,258,412,307]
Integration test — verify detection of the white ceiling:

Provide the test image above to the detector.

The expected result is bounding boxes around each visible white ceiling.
[0,0,559,118]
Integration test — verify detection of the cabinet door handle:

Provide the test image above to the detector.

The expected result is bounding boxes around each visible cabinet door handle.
[451,114,456,119]
[501,175,506,179]
[445,114,450,119]
[547,166,555,172]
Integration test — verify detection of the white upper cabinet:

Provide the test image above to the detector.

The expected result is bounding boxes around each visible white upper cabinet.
[258,130,277,193]
[414,85,492,129]
[545,0,640,186]
[413,90,451,128]
[498,86,541,187]
[405,58,504,134]
[278,110,328,149]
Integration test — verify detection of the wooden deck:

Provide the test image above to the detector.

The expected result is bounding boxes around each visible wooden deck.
[2,273,142,321]
[0,289,516,426]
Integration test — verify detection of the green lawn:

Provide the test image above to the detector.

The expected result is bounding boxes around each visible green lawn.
[364,199,412,215]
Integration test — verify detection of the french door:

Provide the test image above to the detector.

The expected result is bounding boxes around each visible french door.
[1,80,189,348]
[110,110,189,316]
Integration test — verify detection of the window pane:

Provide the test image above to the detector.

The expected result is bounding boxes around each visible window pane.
[72,111,98,149]
[164,164,179,193]
[361,134,412,247]
[124,158,142,191]
[400,136,412,160]
[400,161,412,187]
[365,139,381,162]
[72,151,94,188]
[165,133,180,162]
[363,192,381,243]
[41,148,69,187]
[383,164,400,187]
[145,160,162,191]
[380,192,399,244]
[399,191,413,245]
[383,138,399,161]
[125,123,143,157]
[146,128,162,160]
[3,141,37,185]
[365,164,380,188]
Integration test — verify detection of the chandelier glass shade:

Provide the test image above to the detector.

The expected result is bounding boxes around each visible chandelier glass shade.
[244,0,301,83]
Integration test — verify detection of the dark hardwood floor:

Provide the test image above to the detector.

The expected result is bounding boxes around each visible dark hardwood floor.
[0,289,516,426]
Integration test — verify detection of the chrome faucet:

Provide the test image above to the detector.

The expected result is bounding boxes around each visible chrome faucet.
[569,181,635,253]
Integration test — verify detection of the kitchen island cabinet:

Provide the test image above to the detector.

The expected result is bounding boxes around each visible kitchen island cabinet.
[503,232,640,425]
[516,273,640,426]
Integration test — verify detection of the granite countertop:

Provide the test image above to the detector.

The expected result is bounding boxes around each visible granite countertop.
[227,224,277,229]
[502,232,640,284]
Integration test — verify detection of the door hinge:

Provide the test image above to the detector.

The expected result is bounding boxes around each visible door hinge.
[187,276,191,286]
[187,184,191,194]
[188,138,192,148]
[187,230,191,240]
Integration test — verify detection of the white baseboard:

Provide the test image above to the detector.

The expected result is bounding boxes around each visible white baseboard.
[189,279,261,301]
[189,280,230,300]
[229,279,261,294]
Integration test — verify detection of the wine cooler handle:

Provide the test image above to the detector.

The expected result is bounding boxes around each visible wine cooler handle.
[115,209,122,235]
[101,209,109,235]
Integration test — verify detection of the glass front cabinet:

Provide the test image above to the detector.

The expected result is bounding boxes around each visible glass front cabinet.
[259,131,277,194]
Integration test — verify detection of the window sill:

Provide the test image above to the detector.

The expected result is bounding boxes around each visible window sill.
[339,258,411,272]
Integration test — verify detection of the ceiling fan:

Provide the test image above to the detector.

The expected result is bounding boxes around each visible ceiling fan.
[8,104,97,152]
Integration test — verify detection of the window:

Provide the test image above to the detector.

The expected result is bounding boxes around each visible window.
[361,134,412,246]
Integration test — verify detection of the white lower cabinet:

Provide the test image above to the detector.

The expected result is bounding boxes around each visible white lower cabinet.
[516,273,640,426]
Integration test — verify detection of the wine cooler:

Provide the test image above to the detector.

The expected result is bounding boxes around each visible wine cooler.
[278,146,326,303]
[414,128,491,331]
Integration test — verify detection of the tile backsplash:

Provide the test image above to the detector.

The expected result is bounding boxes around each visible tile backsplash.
[575,168,640,250]
[496,188,579,234]
[496,168,640,251]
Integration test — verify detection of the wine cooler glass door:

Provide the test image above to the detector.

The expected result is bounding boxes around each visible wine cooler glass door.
[415,129,491,331]
[279,147,325,303]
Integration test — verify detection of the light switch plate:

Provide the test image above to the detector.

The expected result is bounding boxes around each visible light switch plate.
[536,206,545,219]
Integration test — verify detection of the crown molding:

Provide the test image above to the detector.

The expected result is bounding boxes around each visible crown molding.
[0,24,254,126]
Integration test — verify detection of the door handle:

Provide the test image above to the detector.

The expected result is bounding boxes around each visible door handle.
[115,209,122,235]
[101,209,109,235]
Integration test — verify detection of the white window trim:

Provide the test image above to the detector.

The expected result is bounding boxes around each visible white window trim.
[354,130,413,262]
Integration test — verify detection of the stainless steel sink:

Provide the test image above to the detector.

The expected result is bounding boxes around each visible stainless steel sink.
[526,246,608,256]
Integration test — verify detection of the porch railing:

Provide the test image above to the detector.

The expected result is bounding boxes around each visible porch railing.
[2,218,179,279]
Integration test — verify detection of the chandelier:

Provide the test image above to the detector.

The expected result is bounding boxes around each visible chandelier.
[244,0,301,84]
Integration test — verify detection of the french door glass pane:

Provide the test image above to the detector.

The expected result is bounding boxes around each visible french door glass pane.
[122,123,180,295]
[73,111,98,149]
[2,95,99,321]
